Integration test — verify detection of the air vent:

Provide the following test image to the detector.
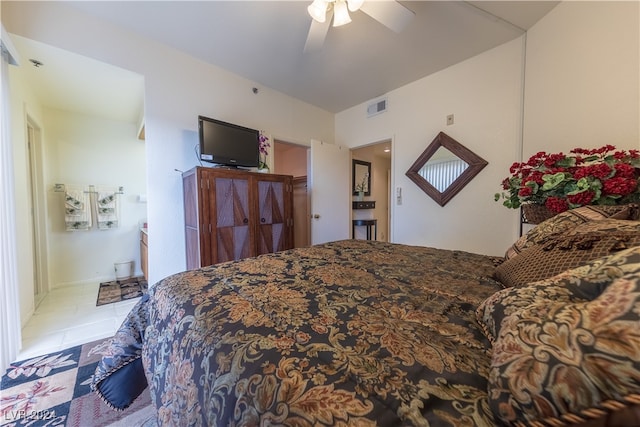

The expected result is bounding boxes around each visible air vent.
[367,98,387,117]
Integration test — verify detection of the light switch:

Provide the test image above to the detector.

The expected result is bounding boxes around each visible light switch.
[446,114,454,126]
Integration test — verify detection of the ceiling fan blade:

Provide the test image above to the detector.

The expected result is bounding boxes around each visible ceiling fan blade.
[360,1,415,33]
[303,10,333,53]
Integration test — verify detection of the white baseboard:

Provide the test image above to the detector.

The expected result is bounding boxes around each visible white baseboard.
[53,272,145,290]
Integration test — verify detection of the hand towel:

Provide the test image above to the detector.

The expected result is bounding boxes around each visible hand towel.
[65,184,91,231]
[96,186,120,230]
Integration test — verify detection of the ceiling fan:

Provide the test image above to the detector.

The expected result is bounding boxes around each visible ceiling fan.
[303,0,415,53]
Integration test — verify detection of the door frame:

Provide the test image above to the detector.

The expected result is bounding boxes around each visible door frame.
[26,115,49,305]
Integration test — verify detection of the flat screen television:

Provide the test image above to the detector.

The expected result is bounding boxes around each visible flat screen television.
[198,116,259,168]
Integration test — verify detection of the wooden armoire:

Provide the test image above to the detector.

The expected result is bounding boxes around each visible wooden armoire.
[182,167,294,269]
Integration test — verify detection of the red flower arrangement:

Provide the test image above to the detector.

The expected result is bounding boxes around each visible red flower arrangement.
[495,145,640,213]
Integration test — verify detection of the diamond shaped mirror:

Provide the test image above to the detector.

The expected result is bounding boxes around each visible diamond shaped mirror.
[406,132,488,206]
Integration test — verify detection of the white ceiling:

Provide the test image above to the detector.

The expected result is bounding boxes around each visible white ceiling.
[12,34,145,124]
[13,1,559,122]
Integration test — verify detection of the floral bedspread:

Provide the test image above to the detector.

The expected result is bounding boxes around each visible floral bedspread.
[141,239,504,426]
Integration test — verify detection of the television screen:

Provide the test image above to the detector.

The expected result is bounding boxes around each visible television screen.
[198,116,259,168]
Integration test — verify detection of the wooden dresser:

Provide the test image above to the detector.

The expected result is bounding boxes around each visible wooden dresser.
[182,167,294,269]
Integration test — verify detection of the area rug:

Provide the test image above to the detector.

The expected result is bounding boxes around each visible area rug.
[96,276,148,307]
[0,337,155,427]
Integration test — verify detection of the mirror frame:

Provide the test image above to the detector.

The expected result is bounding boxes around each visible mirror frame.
[352,159,372,196]
[405,132,488,207]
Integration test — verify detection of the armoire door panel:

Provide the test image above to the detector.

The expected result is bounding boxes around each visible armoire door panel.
[270,182,284,224]
[258,224,272,254]
[258,181,272,224]
[215,178,235,228]
[185,227,200,270]
[258,181,285,224]
[216,226,234,263]
[232,179,250,226]
[234,225,251,260]
[258,223,285,254]
[182,173,198,228]
[217,225,250,263]
[215,178,250,227]
[272,223,284,251]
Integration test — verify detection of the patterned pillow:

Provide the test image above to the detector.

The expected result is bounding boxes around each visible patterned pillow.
[478,250,628,343]
[504,204,638,260]
[477,281,584,344]
[481,246,640,426]
[494,229,640,288]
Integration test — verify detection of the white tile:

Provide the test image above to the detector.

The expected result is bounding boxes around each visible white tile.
[114,299,139,315]
[61,319,119,348]
[23,312,79,337]
[34,300,73,315]
[76,308,119,324]
[75,302,117,317]
[61,331,114,349]
[47,286,84,297]
[16,332,65,361]
[17,282,128,360]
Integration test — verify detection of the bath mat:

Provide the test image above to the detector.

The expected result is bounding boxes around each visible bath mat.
[96,276,148,307]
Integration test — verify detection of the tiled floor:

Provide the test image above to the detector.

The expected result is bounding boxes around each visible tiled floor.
[16,282,139,361]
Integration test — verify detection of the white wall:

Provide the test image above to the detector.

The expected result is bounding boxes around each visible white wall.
[2,1,335,287]
[523,1,639,155]
[43,109,147,287]
[274,143,308,177]
[337,38,525,256]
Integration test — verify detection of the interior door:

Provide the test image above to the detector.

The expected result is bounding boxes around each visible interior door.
[309,140,350,244]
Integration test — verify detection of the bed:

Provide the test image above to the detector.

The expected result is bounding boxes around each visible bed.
[92,205,640,427]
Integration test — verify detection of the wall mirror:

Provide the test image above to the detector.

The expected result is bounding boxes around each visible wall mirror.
[406,132,488,206]
[352,159,371,196]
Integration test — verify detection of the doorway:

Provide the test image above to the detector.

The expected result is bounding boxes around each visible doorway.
[351,140,392,242]
[273,140,310,248]
[11,35,147,360]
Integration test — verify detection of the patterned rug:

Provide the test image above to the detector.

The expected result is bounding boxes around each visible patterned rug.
[0,337,155,427]
[96,276,148,307]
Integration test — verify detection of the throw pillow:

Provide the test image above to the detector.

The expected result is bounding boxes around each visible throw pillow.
[483,246,640,426]
[504,204,638,260]
[563,217,640,235]
[476,281,580,344]
[494,230,640,288]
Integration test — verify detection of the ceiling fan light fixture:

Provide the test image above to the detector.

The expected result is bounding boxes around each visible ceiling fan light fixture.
[347,0,364,12]
[333,0,352,27]
[307,0,328,23]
